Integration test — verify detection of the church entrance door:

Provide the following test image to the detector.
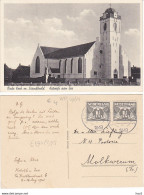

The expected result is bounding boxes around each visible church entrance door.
[113,69,118,79]
[114,74,118,78]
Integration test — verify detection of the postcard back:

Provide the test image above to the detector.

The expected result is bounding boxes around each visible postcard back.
[0,95,143,188]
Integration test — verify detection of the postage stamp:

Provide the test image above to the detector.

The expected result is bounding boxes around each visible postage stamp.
[87,102,110,121]
[81,102,110,132]
[113,102,137,121]
[108,102,137,134]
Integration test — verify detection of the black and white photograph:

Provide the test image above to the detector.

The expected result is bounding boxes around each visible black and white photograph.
[3,2,141,87]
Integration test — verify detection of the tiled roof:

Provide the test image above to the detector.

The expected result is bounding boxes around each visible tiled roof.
[4,64,14,78]
[40,46,61,58]
[43,41,95,59]
[13,65,30,76]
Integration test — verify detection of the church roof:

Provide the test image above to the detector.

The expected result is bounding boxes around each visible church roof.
[100,7,121,20]
[44,41,95,59]
[105,8,116,14]
[40,46,61,58]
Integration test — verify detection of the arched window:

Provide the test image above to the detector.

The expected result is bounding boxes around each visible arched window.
[78,57,82,73]
[65,59,67,73]
[35,56,40,73]
[59,60,61,72]
[71,58,73,73]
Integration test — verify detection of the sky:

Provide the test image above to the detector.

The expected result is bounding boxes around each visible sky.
[4,3,140,69]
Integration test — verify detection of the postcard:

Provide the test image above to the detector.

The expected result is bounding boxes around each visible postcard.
[1,94,143,188]
[0,0,143,92]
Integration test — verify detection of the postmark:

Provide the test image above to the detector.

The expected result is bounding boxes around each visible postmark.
[81,102,110,132]
[109,102,137,134]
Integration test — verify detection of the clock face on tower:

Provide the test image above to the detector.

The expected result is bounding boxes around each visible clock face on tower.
[113,23,117,31]
[104,23,107,31]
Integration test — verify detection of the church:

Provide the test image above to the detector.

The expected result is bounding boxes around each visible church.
[30,7,131,83]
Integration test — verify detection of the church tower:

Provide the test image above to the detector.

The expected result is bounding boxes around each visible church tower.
[100,7,121,78]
